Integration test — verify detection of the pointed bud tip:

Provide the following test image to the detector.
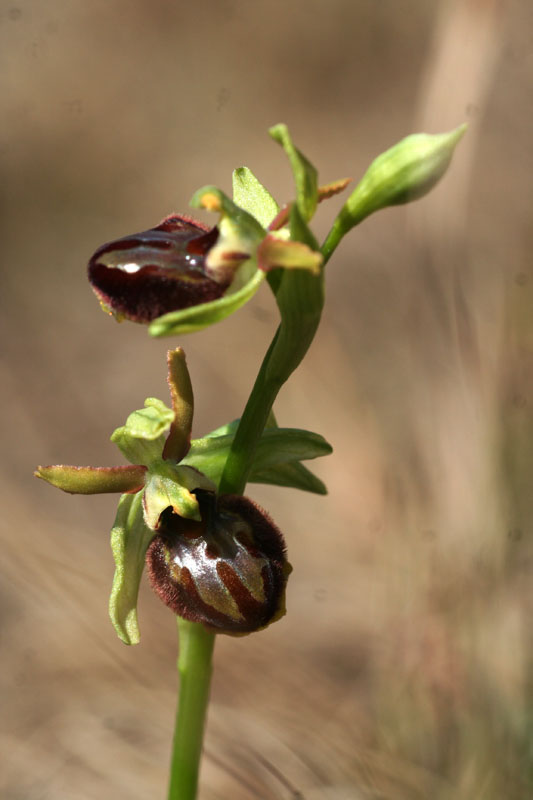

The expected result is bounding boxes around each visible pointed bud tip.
[338,122,468,232]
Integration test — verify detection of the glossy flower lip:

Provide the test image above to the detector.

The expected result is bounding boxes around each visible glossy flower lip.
[88,214,229,323]
[146,493,290,635]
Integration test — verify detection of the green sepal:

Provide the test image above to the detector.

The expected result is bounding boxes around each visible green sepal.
[190,185,266,259]
[182,427,332,489]
[142,460,216,528]
[109,490,154,645]
[269,124,318,222]
[335,125,467,234]
[111,398,173,466]
[232,167,280,229]
[35,464,146,495]
[148,269,265,337]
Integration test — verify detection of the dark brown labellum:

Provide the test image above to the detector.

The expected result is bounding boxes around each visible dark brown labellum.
[146,493,289,634]
[88,215,227,323]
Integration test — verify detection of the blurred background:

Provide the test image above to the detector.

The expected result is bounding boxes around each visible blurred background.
[1,1,532,797]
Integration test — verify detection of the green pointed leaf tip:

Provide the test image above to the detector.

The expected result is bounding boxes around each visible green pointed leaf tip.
[269,124,318,222]
[339,124,467,231]
[111,398,174,466]
[232,167,280,229]
[109,490,155,645]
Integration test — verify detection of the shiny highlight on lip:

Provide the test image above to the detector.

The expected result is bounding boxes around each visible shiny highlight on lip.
[146,493,289,634]
[88,215,226,323]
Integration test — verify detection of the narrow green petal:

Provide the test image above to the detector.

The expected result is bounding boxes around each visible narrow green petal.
[109,490,154,645]
[317,177,352,201]
[163,348,194,462]
[35,464,146,495]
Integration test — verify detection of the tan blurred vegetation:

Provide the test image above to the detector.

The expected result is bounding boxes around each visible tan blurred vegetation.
[1,0,532,798]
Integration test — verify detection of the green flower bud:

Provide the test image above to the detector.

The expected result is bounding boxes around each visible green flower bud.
[335,124,467,233]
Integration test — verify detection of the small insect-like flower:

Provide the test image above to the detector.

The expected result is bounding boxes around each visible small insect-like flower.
[86,129,349,339]
[34,347,321,643]
[147,491,290,634]
[88,214,231,324]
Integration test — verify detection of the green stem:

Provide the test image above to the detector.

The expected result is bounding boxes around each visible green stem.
[168,266,324,799]
[219,269,324,496]
[168,619,216,800]
[321,214,353,266]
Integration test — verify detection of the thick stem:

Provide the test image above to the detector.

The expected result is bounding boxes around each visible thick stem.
[167,619,215,800]
[219,270,324,496]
